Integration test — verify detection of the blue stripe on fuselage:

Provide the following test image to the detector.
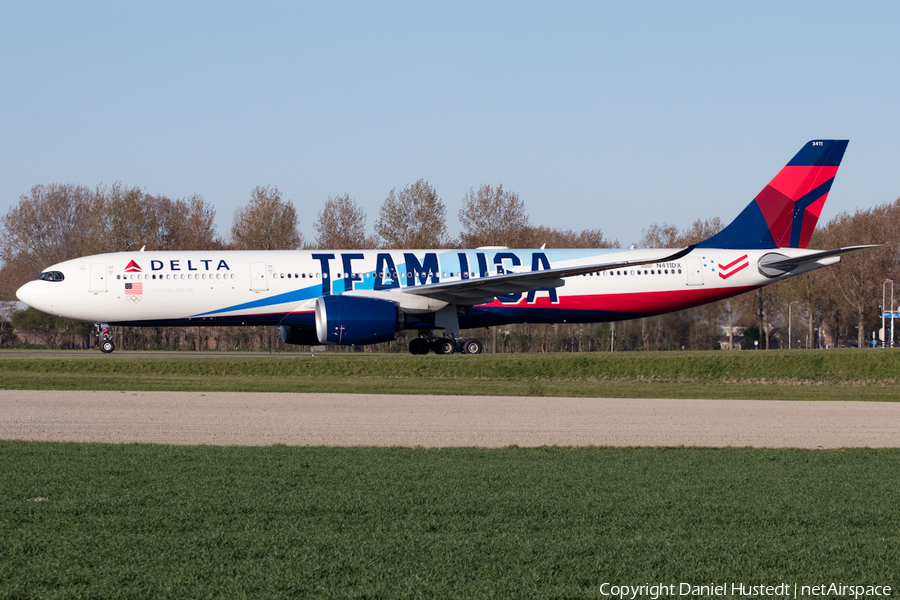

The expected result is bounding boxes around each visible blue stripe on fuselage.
[194,285,320,317]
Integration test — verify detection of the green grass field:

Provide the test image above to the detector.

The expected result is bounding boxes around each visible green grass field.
[2,442,898,599]
[2,351,897,597]
[1,349,899,400]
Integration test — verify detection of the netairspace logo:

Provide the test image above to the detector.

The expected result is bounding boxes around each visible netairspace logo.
[598,582,892,599]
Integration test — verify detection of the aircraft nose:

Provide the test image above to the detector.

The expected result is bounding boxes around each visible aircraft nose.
[16,281,43,308]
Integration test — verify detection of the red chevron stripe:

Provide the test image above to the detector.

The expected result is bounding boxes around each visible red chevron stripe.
[718,262,749,279]
[718,255,748,270]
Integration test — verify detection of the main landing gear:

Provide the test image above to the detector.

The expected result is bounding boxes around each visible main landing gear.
[96,323,115,353]
[408,334,483,355]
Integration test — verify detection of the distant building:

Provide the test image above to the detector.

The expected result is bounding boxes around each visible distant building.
[718,325,745,350]
[717,320,786,350]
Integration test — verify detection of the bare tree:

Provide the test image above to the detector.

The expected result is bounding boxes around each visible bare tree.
[639,222,679,248]
[0,184,93,299]
[0,261,38,303]
[458,184,531,248]
[80,184,223,253]
[230,185,303,250]
[529,225,618,249]
[313,194,376,249]
[458,185,617,249]
[0,184,92,262]
[84,183,149,253]
[375,180,448,248]
[0,182,225,300]
[678,217,723,246]
[157,193,222,250]
[815,199,900,347]
[639,218,721,248]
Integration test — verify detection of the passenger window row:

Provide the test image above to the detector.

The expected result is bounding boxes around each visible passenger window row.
[273,271,466,280]
[269,268,684,281]
[603,269,681,276]
[116,273,236,281]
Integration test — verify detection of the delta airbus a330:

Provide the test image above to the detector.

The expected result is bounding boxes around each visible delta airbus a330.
[18,140,870,355]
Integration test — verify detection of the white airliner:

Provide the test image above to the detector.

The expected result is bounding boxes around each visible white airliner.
[17,140,871,354]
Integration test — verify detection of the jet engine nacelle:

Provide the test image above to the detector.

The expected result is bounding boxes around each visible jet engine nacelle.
[314,295,402,346]
[279,325,320,346]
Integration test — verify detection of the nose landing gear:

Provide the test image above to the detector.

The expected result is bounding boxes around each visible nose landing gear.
[96,323,115,353]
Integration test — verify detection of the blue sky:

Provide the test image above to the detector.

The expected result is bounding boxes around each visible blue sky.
[2,1,898,248]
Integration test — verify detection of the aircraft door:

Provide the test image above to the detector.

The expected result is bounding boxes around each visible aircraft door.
[686,257,704,286]
[250,262,268,291]
[89,263,107,292]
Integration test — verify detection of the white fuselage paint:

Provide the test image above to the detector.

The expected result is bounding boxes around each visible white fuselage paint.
[16,247,835,328]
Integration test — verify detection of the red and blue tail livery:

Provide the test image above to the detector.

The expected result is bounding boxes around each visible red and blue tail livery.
[17,140,874,355]
[697,139,848,250]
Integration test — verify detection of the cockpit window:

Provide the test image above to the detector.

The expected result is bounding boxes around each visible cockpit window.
[36,271,65,282]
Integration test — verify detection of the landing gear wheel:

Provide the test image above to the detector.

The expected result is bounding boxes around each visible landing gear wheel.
[433,339,456,355]
[100,340,115,354]
[409,338,431,355]
[460,338,483,354]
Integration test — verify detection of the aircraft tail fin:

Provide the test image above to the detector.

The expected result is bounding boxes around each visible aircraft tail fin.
[696,140,848,250]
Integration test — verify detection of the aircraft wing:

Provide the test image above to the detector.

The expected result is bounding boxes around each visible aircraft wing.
[399,246,694,305]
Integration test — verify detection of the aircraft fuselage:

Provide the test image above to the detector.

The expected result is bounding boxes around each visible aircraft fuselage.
[16,246,830,330]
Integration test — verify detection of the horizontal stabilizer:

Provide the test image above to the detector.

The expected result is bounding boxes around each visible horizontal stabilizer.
[760,245,878,270]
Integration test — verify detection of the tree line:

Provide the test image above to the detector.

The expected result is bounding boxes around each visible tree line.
[0,180,617,300]
[1,179,898,351]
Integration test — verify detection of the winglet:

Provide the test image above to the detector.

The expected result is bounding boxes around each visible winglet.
[697,140,848,250]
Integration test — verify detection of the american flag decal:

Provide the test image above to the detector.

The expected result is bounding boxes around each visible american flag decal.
[124,282,143,303]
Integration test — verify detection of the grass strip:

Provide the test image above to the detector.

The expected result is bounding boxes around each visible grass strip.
[1,350,898,400]
[1,370,899,401]
[1,442,898,598]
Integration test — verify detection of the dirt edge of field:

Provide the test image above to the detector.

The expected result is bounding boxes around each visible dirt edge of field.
[2,390,899,448]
